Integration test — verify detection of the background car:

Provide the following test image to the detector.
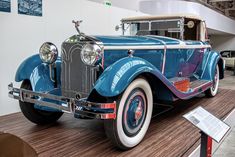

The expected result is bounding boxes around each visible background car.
[220,50,235,69]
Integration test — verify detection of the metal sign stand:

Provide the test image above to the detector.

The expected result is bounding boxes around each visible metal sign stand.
[200,131,212,157]
[183,106,230,157]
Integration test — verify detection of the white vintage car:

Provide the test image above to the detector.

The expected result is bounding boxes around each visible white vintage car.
[220,50,235,69]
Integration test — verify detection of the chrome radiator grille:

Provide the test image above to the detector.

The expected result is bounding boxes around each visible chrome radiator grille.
[61,42,97,98]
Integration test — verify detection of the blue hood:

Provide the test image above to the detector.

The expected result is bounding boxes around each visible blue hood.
[93,35,180,46]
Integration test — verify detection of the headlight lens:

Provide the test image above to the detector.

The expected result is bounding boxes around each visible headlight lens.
[39,42,58,64]
[81,44,102,66]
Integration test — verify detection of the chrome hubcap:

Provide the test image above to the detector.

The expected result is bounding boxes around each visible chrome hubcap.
[122,88,146,137]
[134,102,143,124]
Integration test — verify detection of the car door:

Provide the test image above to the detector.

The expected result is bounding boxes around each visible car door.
[164,48,204,79]
[164,48,181,79]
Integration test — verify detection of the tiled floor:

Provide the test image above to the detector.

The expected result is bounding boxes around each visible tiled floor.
[214,70,235,157]
[214,127,235,157]
[219,70,235,90]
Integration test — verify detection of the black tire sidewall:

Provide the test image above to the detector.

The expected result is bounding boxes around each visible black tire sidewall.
[19,80,63,125]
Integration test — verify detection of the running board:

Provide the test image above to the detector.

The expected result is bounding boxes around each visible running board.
[190,80,210,89]
[170,77,211,93]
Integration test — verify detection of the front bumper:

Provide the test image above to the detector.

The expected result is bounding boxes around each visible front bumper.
[8,83,116,119]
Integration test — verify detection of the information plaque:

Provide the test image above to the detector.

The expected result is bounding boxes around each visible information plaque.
[183,106,230,143]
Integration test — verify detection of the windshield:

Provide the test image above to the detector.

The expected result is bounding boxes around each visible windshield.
[123,19,183,39]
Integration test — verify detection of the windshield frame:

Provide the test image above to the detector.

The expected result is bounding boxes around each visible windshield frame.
[121,18,185,40]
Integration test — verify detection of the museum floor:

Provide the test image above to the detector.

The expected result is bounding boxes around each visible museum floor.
[0,70,235,157]
[213,70,235,157]
[219,70,235,90]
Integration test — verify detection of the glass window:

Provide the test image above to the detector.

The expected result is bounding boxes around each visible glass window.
[151,20,181,30]
[123,22,149,36]
[123,19,182,39]
[231,51,235,57]
[150,20,181,39]
[221,51,230,58]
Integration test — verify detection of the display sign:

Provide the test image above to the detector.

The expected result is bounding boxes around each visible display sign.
[183,106,230,143]
[0,0,11,13]
[18,0,42,16]
[104,0,111,6]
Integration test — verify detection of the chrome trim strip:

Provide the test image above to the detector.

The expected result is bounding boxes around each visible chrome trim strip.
[8,83,116,119]
[104,45,211,50]
[146,35,185,44]
[105,45,165,50]
[8,91,74,113]
[180,18,184,40]
[162,45,167,74]
[193,81,213,91]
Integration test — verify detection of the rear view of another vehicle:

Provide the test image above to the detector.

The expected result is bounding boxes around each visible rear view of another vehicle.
[220,50,235,69]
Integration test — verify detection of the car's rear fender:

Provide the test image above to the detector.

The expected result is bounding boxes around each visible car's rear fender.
[201,51,224,80]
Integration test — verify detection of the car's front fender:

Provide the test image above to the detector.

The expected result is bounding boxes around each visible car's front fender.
[93,57,165,97]
[15,54,61,111]
[15,54,42,82]
[15,54,61,91]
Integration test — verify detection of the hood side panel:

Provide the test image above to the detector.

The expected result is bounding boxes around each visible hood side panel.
[94,35,167,46]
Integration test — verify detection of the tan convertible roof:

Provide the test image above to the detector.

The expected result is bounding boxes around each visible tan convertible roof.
[121,14,203,22]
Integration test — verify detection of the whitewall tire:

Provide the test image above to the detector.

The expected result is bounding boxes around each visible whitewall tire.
[104,78,153,150]
[205,65,219,97]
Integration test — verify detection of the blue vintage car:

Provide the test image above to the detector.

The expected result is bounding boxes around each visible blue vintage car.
[8,15,224,150]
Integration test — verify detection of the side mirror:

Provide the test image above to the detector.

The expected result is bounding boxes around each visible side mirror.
[187,21,195,29]
[115,25,120,31]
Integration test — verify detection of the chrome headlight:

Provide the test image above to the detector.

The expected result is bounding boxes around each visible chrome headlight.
[81,43,102,66]
[39,42,58,64]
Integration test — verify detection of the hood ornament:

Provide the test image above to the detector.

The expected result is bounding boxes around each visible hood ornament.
[72,20,83,35]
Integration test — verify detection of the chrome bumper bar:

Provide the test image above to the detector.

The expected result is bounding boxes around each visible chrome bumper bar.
[8,83,116,119]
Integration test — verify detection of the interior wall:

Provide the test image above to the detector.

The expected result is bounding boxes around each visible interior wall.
[87,0,141,11]
[210,35,235,52]
[0,0,147,116]
[139,0,235,35]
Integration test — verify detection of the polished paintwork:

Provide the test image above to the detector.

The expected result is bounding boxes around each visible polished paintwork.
[14,35,223,109]
[15,54,42,82]
[15,54,62,111]
[103,49,163,70]
[92,55,218,100]
[94,35,208,46]
[91,35,222,100]
[95,36,163,46]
